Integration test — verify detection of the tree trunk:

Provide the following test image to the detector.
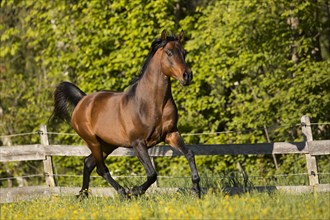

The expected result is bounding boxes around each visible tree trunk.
[319,0,330,60]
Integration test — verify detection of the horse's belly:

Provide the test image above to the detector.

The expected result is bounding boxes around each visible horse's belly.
[95,123,131,147]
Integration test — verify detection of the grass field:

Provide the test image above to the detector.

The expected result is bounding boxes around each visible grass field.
[1,190,329,219]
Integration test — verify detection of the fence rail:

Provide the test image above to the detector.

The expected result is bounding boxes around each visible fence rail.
[1,141,329,162]
[0,115,329,203]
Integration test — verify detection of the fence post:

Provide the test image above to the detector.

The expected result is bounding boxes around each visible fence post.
[40,125,56,187]
[237,162,249,192]
[301,116,319,186]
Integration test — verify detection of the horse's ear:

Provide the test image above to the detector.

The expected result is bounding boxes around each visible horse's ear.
[161,30,167,40]
[178,30,184,43]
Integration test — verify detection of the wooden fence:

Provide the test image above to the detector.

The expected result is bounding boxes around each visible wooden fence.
[0,115,329,203]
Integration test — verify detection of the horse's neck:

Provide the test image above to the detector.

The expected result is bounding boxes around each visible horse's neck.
[135,59,171,106]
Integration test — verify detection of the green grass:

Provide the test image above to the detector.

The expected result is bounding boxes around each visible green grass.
[1,191,329,219]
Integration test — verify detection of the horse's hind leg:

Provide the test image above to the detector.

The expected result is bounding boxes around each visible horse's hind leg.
[131,140,157,196]
[166,131,201,197]
[80,137,127,198]
[78,153,96,198]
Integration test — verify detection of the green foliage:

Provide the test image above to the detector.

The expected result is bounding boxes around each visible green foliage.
[180,0,330,144]
[1,0,329,187]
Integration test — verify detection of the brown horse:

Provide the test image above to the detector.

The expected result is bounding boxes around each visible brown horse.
[51,30,201,198]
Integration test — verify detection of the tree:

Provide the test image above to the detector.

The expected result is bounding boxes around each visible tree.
[179,0,330,177]
[1,0,329,186]
[181,0,330,143]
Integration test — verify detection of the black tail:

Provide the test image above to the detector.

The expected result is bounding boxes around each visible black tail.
[50,82,86,123]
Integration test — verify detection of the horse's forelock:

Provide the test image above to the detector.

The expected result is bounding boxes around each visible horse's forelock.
[152,35,177,50]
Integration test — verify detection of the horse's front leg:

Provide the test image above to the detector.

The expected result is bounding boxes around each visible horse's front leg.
[131,139,157,196]
[166,131,201,197]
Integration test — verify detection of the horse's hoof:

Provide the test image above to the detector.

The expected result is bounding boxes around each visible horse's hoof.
[118,188,131,199]
[192,187,201,198]
[76,189,89,200]
[129,186,144,197]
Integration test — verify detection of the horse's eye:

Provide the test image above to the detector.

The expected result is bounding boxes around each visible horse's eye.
[165,50,173,57]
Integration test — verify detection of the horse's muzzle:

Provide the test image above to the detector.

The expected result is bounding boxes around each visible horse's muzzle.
[181,71,193,86]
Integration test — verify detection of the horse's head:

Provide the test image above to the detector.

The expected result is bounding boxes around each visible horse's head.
[159,30,192,86]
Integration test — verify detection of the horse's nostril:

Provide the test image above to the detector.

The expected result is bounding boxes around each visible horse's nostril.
[184,72,191,82]
[183,72,188,80]
[181,72,192,86]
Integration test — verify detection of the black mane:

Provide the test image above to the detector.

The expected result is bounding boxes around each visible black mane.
[130,35,177,85]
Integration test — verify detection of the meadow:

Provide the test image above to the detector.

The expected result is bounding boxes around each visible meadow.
[1,190,329,219]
